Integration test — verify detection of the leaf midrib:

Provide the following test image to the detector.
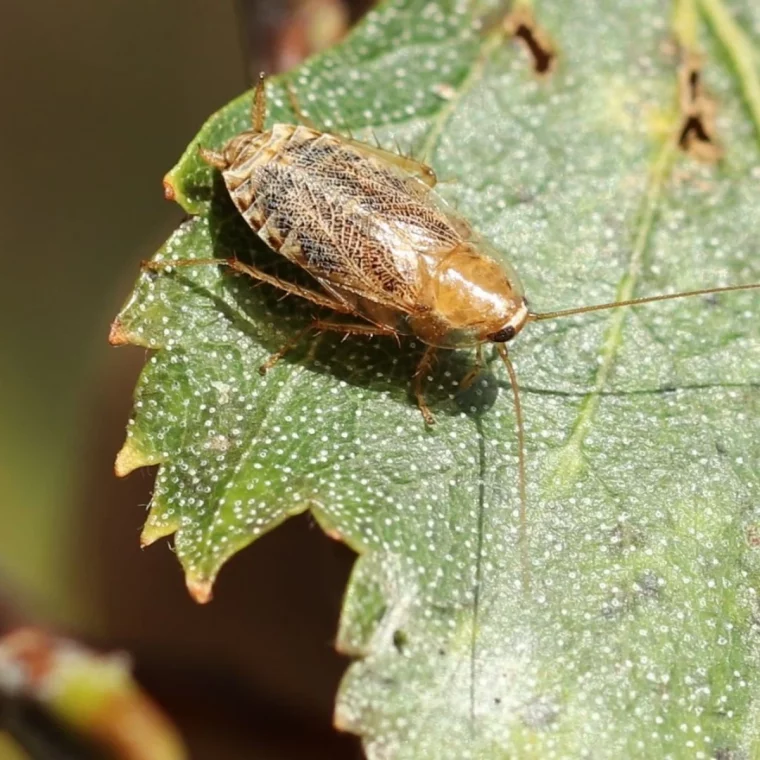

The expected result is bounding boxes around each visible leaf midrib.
[563,136,679,455]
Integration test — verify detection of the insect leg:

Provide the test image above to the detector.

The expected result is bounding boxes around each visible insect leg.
[413,345,438,426]
[259,325,313,374]
[252,72,267,133]
[198,146,227,170]
[459,343,485,390]
[311,319,398,338]
[260,320,398,374]
[142,257,355,314]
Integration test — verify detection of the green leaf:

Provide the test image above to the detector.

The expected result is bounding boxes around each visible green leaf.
[113,0,760,756]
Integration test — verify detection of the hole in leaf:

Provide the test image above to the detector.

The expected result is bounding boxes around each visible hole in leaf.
[513,23,554,74]
[677,56,721,162]
[678,115,713,154]
[504,7,556,75]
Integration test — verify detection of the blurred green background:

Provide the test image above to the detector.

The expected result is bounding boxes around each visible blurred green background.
[0,1,368,756]
[1,0,242,623]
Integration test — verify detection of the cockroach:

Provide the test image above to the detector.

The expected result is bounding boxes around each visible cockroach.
[146,74,760,563]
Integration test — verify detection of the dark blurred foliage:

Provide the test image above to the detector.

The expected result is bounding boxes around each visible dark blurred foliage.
[0,1,375,757]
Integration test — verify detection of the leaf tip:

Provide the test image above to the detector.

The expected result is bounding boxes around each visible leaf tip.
[140,503,179,546]
[185,576,214,604]
[333,702,357,735]
[108,318,132,346]
[114,439,153,478]
[162,175,177,202]
[140,522,172,548]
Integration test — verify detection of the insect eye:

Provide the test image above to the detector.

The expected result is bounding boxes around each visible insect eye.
[488,325,516,343]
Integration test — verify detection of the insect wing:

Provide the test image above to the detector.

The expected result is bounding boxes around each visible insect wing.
[256,131,468,315]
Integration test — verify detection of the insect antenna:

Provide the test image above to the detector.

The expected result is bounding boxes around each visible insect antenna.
[528,282,760,322]
[518,280,760,574]
[495,343,530,590]
[252,71,267,133]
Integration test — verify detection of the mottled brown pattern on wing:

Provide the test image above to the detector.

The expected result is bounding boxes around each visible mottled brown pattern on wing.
[223,124,469,315]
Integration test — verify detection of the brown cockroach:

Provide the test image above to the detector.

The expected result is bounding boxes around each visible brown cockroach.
[147,74,760,553]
